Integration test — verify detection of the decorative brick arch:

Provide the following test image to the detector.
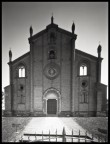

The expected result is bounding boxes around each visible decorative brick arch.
[43,88,61,115]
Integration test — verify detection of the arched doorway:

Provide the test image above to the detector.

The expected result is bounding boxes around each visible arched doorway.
[43,88,61,116]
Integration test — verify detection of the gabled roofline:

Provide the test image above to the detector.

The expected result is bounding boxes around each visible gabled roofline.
[75,49,103,61]
[58,27,75,37]
[95,82,107,87]
[99,83,107,87]
[4,85,10,89]
[29,29,46,43]
[8,51,30,65]
[28,23,76,43]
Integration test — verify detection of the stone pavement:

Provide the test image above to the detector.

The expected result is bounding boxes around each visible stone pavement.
[22,117,86,135]
[16,117,95,142]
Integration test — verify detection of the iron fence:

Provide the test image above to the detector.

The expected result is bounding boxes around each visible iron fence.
[17,127,107,142]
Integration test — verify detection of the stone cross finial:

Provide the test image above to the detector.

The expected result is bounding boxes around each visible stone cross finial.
[51,13,54,24]
[30,26,33,37]
[97,43,102,58]
[9,48,12,62]
[72,21,75,34]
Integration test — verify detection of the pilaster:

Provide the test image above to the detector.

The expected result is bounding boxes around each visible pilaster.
[30,41,34,113]
[71,34,77,114]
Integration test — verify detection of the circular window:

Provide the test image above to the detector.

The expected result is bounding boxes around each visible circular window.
[43,63,60,80]
[48,68,57,77]
[19,85,24,91]
[81,80,88,88]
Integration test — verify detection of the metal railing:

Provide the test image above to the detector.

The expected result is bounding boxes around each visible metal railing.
[18,127,107,142]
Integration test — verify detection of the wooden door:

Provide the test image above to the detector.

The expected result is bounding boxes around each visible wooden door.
[47,99,57,114]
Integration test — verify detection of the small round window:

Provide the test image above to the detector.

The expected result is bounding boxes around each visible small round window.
[81,80,88,88]
[19,84,24,91]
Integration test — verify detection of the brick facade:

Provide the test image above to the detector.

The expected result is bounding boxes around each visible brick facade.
[4,19,107,116]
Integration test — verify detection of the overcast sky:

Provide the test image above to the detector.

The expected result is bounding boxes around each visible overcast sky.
[2,2,108,94]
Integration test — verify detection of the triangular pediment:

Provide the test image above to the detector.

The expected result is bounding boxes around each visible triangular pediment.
[28,22,76,43]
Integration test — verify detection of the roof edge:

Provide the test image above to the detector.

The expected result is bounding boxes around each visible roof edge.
[75,49,103,61]
[8,51,30,65]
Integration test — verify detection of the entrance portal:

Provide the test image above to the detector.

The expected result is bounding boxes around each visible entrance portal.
[43,88,61,115]
[47,99,57,114]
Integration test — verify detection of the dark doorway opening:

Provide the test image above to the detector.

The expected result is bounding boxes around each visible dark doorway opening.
[47,99,57,114]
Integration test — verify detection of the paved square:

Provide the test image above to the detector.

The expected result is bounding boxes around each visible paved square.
[19,117,93,142]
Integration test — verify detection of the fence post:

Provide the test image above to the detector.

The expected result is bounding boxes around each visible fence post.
[85,131,87,142]
[71,129,73,142]
[78,130,80,142]
[91,134,93,142]
[49,130,50,142]
[62,127,66,142]
[21,136,23,142]
[42,131,43,141]
[56,129,57,142]
[35,132,37,140]
[28,136,30,141]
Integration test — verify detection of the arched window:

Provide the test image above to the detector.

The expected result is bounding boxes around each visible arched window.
[80,65,87,76]
[18,66,25,77]
[49,50,55,59]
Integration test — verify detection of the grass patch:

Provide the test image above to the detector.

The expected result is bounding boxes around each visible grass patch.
[2,117,32,142]
[74,117,108,140]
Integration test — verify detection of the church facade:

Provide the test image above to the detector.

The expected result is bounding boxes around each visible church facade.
[4,17,107,116]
